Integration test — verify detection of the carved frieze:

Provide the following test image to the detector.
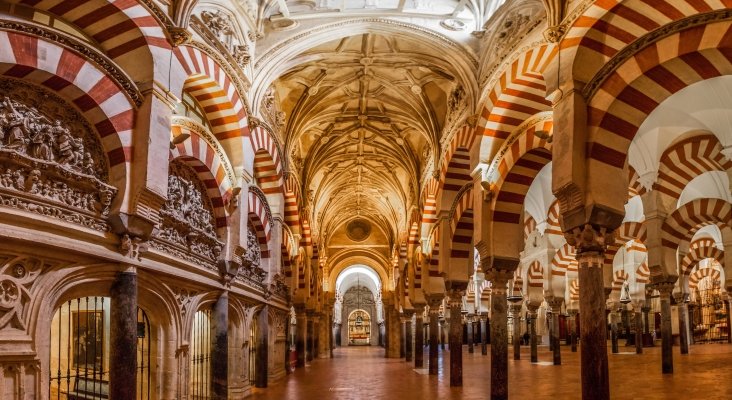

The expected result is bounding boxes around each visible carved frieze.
[0,257,43,332]
[151,162,223,268]
[236,224,266,289]
[198,9,251,69]
[0,79,116,231]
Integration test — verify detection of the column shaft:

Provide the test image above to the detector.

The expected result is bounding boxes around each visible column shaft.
[577,251,609,400]
[467,319,474,353]
[211,292,229,397]
[428,311,439,375]
[110,271,137,400]
[635,310,643,354]
[449,299,463,387]
[678,302,689,355]
[415,314,425,368]
[489,280,509,400]
[551,305,562,365]
[405,316,413,362]
[295,311,307,367]
[255,306,268,388]
[529,309,538,363]
[511,305,521,361]
[306,319,314,362]
[480,317,488,356]
[659,288,674,374]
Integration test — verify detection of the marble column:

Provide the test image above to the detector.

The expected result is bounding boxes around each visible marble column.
[657,283,675,374]
[527,304,539,363]
[634,308,643,354]
[313,319,320,359]
[575,236,610,400]
[622,308,631,346]
[211,292,229,397]
[306,315,314,363]
[414,312,425,368]
[642,305,651,345]
[295,308,307,367]
[488,273,511,400]
[428,308,439,375]
[675,293,689,355]
[110,269,137,400]
[467,316,474,354]
[567,310,578,353]
[440,321,447,350]
[318,312,330,358]
[255,306,269,388]
[387,307,401,358]
[448,293,463,387]
[405,312,414,362]
[547,298,563,365]
[400,316,406,359]
[511,304,522,360]
[610,310,619,354]
[480,314,488,356]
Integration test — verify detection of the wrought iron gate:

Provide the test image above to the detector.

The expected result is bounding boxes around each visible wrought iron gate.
[690,288,729,343]
[50,297,152,400]
[190,310,211,399]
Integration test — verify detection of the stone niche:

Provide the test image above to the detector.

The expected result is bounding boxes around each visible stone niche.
[0,78,115,231]
[151,161,224,269]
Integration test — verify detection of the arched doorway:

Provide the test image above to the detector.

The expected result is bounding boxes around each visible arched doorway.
[347,310,372,345]
[49,297,153,399]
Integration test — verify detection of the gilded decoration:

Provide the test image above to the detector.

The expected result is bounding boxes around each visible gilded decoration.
[0,79,115,231]
[152,161,223,267]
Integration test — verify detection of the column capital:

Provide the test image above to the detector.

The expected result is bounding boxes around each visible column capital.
[510,304,523,314]
[565,224,616,255]
[544,296,564,311]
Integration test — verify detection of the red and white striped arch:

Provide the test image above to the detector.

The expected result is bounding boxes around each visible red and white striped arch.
[493,145,552,225]
[628,166,647,199]
[545,200,562,236]
[170,126,235,228]
[248,189,272,258]
[604,221,647,266]
[689,267,722,291]
[478,44,555,152]
[449,188,474,267]
[527,261,543,288]
[428,228,440,278]
[636,262,651,284]
[421,178,440,238]
[610,270,630,292]
[12,0,169,80]
[563,0,730,84]
[661,198,732,251]
[251,126,283,194]
[283,175,302,235]
[301,219,312,250]
[0,31,134,178]
[681,238,724,275]
[586,21,732,174]
[439,124,478,205]
[569,279,580,301]
[657,134,732,201]
[551,243,577,277]
[524,214,537,240]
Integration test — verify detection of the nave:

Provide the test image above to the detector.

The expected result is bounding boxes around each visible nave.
[253,343,732,400]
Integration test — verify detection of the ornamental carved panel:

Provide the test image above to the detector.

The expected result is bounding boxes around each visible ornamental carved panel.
[0,79,116,231]
[151,161,224,267]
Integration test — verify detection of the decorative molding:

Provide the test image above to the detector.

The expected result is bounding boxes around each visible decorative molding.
[171,116,237,187]
[0,20,143,107]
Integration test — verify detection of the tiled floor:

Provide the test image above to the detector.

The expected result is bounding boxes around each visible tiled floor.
[251,343,732,399]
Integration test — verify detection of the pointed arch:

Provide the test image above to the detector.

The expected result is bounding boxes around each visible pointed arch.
[439,124,479,206]
[248,187,272,258]
[449,187,474,272]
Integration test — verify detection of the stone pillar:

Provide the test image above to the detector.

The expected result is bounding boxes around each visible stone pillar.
[306,314,314,363]
[567,310,578,353]
[295,308,307,367]
[255,306,269,388]
[313,319,320,359]
[656,283,675,374]
[642,305,651,342]
[440,320,447,350]
[487,273,511,400]
[675,294,689,355]
[622,308,631,346]
[428,307,439,375]
[547,298,563,365]
[211,292,229,397]
[405,312,414,362]
[318,312,330,358]
[448,292,463,387]
[511,304,522,360]
[110,269,137,400]
[415,311,425,368]
[387,306,401,358]
[527,304,539,363]
[573,227,610,400]
[480,314,488,356]
[400,316,406,359]
[634,308,643,354]
[610,310,619,354]
[726,299,732,344]
[467,316,474,354]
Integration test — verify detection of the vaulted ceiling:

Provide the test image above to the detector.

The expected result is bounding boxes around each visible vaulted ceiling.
[274,32,466,247]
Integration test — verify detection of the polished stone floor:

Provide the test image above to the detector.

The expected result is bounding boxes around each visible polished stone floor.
[251,342,732,399]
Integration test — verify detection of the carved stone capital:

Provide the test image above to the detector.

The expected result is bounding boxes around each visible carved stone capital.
[168,27,192,46]
[543,25,566,43]
[544,296,564,311]
[564,224,615,255]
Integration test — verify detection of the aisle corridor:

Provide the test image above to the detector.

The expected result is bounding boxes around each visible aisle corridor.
[252,344,732,400]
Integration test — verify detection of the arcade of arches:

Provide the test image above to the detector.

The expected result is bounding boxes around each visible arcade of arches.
[2,0,732,399]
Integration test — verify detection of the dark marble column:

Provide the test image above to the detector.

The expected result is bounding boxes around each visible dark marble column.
[727,299,732,344]
[622,308,631,346]
[547,299,563,365]
[576,246,610,400]
[527,304,538,363]
[610,310,619,354]
[480,315,488,356]
[510,304,522,360]
[110,270,137,400]
[211,292,229,397]
[306,316,314,363]
[635,308,643,354]
[467,317,474,354]
[675,294,689,355]
[255,306,269,388]
[440,321,447,350]
[400,316,406,358]
[428,308,439,375]
[415,312,425,368]
[313,319,320,359]
[448,294,463,387]
[567,310,578,353]
[405,312,414,362]
[295,308,307,367]
[657,284,675,374]
[488,274,510,400]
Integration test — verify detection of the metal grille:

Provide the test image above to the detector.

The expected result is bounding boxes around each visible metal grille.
[50,298,153,400]
[249,318,258,386]
[190,310,211,399]
[691,287,729,343]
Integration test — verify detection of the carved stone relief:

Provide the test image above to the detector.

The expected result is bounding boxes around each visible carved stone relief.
[199,9,251,69]
[0,79,115,231]
[151,161,223,267]
[236,224,266,288]
[0,256,43,333]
